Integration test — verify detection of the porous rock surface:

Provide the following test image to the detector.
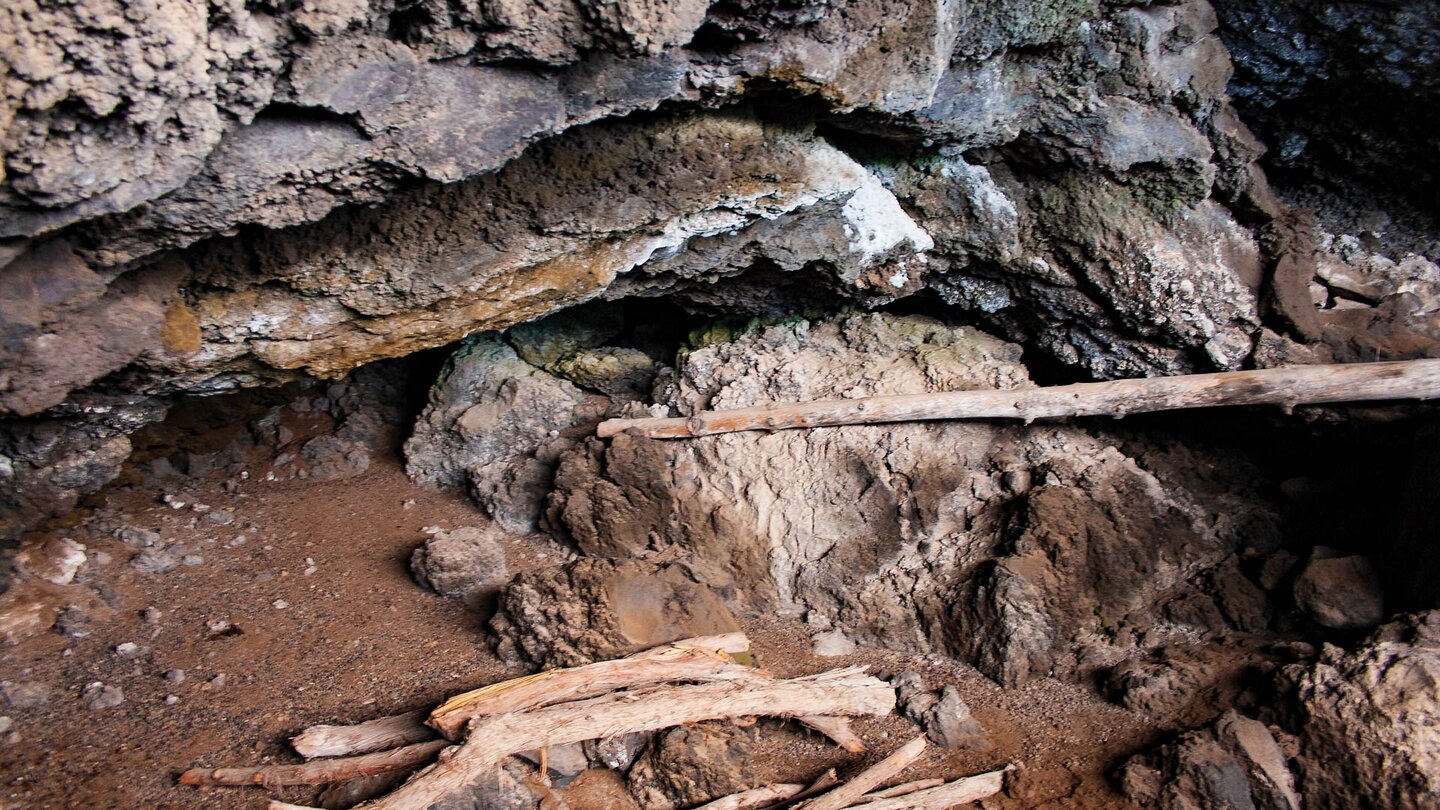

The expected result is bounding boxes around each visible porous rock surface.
[1119,709,1301,810]
[546,312,1281,686]
[8,0,1436,542]
[1280,611,1440,809]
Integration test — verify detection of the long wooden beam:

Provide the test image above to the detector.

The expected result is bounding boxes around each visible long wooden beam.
[596,359,1440,439]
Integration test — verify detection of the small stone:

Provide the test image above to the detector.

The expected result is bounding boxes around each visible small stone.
[208,674,229,689]
[272,600,289,610]
[162,495,186,510]
[114,642,143,658]
[92,551,113,566]
[164,669,185,684]
[812,629,857,657]
[82,683,124,710]
[181,555,204,567]
[410,527,507,606]
[2,681,50,709]
[142,607,162,624]
[164,695,180,705]
[206,619,237,636]
[206,510,234,525]
[1294,555,1384,631]
[130,548,179,574]
[55,606,92,638]
[0,717,10,734]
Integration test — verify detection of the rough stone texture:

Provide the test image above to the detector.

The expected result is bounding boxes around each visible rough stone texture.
[489,558,742,669]
[626,723,758,809]
[1281,612,1440,810]
[0,0,1318,539]
[893,670,987,749]
[1215,0,1440,217]
[1292,554,1384,632]
[547,313,1281,686]
[1119,709,1301,810]
[405,336,606,533]
[410,526,509,607]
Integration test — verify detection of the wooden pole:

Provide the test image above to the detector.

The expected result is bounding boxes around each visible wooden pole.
[179,740,447,787]
[596,359,1440,439]
[799,736,926,810]
[848,768,1008,809]
[292,710,435,759]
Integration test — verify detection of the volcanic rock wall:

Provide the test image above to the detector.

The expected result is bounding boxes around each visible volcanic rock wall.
[1,2,1436,554]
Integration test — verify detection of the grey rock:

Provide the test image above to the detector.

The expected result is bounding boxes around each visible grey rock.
[1294,555,1384,631]
[81,683,124,711]
[1120,709,1300,810]
[410,526,509,607]
[893,671,986,750]
[2,681,50,709]
[164,669,185,685]
[130,548,179,574]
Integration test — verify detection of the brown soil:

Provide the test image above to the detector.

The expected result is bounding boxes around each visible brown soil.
[0,455,1152,809]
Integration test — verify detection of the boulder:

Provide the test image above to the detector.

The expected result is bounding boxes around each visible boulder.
[489,558,742,669]
[410,527,510,607]
[1293,553,1384,631]
[1284,612,1440,809]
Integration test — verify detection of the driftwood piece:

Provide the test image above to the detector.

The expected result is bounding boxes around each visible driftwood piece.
[180,740,448,787]
[800,736,927,810]
[597,359,1440,439]
[850,768,1008,810]
[429,633,757,738]
[851,778,945,803]
[695,783,808,809]
[796,715,866,753]
[360,668,896,810]
[292,710,436,759]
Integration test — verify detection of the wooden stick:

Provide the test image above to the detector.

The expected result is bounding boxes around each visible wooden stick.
[799,736,927,810]
[851,778,945,803]
[269,802,319,810]
[695,783,808,809]
[429,634,759,739]
[292,710,436,759]
[797,716,866,753]
[849,768,1008,810]
[180,740,448,787]
[359,667,895,810]
[597,359,1440,439]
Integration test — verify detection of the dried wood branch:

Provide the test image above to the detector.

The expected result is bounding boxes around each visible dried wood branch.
[597,359,1440,439]
[850,768,1008,810]
[850,778,944,803]
[796,715,866,753]
[292,710,436,759]
[360,667,896,810]
[694,783,808,809]
[179,740,447,787]
[428,633,758,738]
[799,736,927,810]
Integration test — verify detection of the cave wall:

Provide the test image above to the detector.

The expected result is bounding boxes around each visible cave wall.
[0,0,1436,541]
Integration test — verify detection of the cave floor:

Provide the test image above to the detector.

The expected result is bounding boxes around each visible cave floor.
[0,455,1151,809]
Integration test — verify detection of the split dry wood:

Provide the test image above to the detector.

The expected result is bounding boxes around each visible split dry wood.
[292,710,436,759]
[695,782,808,809]
[179,740,447,787]
[852,767,1008,810]
[796,715,866,753]
[358,667,895,810]
[597,359,1440,438]
[851,778,944,803]
[799,736,927,810]
[429,633,758,738]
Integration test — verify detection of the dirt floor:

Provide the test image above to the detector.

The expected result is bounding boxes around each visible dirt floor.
[0,453,1153,809]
